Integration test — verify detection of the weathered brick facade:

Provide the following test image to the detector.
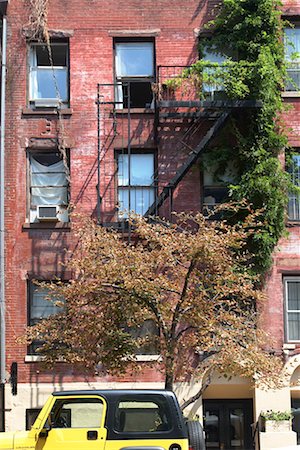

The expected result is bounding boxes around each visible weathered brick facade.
[1,0,300,447]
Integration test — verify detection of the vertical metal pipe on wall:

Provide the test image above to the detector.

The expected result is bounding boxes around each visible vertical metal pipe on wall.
[0,15,7,432]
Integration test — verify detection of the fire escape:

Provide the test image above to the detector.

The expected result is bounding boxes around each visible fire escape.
[96,65,262,227]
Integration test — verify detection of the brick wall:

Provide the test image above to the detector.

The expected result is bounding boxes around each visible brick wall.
[4,0,300,385]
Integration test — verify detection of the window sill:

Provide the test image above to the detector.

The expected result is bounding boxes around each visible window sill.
[281,91,300,98]
[25,355,45,362]
[287,220,300,227]
[22,222,71,231]
[115,108,155,114]
[283,343,296,350]
[134,355,161,362]
[22,107,73,116]
[24,354,161,363]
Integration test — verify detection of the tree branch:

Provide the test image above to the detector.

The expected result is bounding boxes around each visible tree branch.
[180,372,212,411]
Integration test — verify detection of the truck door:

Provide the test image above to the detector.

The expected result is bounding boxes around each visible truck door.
[36,395,107,450]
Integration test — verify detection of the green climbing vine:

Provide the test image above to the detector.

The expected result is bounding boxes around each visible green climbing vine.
[169,0,290,275]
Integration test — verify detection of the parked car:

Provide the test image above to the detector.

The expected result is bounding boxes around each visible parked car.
[0,389,205,450]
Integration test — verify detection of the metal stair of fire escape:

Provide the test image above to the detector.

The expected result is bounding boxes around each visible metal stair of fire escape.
[145,99,262,217]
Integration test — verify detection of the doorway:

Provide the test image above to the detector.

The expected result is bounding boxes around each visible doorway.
[203,399,254,450]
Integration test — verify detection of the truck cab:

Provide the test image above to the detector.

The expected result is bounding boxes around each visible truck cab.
[0,390,191,450]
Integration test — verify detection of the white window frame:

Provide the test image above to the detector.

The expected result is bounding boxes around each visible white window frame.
[284,27,300,93]
[288,153,300,221]
[114,40,155,109]
[29,42,69,107]
[28,150,69,223]
[117,151,156,218]
[284,277,300,343]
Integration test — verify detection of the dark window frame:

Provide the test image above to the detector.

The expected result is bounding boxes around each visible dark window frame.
[27,280,65,355]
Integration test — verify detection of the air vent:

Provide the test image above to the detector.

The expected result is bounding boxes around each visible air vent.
[37,205,59,221]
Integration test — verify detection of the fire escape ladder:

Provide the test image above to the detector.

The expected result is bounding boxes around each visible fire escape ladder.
[145,109,230,217]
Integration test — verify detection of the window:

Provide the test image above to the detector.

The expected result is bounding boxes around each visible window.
[28,282,64,354]
[115,40,155,108]
[26,408,41,430]
[201,46,235,99]
[288,154,300,221]
[28,151,69,223]
[117,152,155,218]
[202,48,227,99]
[29,42,69,107]
[284,27,300,91]
[284,277,300,342]
[201,157,235,211]
[115,396,171,433]
[49,398,104,428]
[126,319,159,355]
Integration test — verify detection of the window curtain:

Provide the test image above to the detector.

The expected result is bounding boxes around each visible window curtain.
[30,157,68,206]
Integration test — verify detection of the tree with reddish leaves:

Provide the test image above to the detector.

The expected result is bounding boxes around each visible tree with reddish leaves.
[24,212,282,408]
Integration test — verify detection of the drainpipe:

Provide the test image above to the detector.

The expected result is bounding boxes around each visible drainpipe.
[0,14,7,432]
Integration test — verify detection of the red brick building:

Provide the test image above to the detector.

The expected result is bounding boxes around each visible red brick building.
[1,0,300,449]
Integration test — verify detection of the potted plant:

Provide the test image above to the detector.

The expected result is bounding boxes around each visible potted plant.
[260,410,293,432]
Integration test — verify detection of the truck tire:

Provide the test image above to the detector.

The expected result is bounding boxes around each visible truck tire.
[186,420,206,450]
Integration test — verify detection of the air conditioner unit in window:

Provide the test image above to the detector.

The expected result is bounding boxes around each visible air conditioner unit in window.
[37,205,59,221]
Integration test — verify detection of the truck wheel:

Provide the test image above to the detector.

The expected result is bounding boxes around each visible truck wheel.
[186,420,206,450]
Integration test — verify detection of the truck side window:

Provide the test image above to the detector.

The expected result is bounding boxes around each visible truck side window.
[49,398,104,428]
[115,396,171,433]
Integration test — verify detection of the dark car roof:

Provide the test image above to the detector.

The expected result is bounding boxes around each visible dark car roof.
[52,389,176,399]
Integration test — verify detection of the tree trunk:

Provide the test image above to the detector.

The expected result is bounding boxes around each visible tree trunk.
[165,371,174,391]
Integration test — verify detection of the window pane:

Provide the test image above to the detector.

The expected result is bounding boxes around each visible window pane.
[202,47,227,94]
[30,286,62,322]
[118,187,154,217]
[115,397,171,432]
[284,28,300,61]
[33,68,68,101]
[284,28,300,90]
[287,281,300,310]
[51,398,103,428]
[30,154,68,206]
[26,409,42,430]
[115,42,154,77]
[288,312,300,341]
[118,154,154,186]
[288,155,300,220]
[35,44,67,66]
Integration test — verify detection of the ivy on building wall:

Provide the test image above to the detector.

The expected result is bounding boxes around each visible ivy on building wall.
[190,0,290,275]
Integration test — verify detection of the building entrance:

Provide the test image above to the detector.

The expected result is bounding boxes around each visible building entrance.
[203,399,253,450]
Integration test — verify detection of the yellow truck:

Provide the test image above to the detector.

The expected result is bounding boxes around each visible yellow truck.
[0,390,205,450]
